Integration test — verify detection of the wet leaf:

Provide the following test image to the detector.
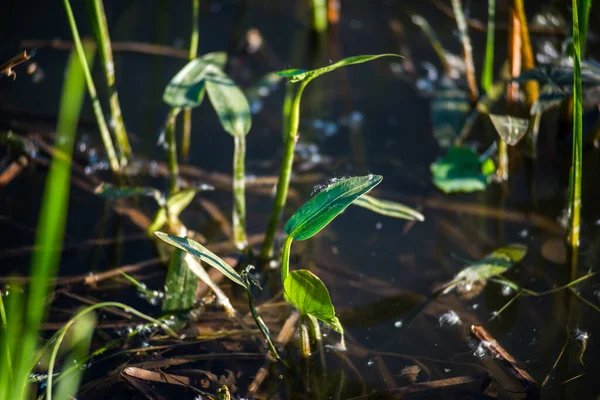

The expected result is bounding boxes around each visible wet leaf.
[284,269,343,333]
[276,54,402,83]
[353,195,424,221]
[430,146,494,193]
[94,183,163,204]
[454,243,527,283]
[285,175,383,240]
[163,52,228,108]
[431,78,471,147]
[154,232,248,289]
[205,65,252,137]
[489,114,529,146]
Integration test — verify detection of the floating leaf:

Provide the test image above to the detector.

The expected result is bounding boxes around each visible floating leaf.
[431,78,471,147]
[276,54,402,83]
[148,189,199,233]
[285,175,382,240]
[455,243,527,284]
[284,270,343,333]
[154,232,247,289]
[95,183,163,204]
[205,65,251,137]
[353,195,424,221]
[163,52,228,108]
[430,146,494,193]
[489,114,529,146]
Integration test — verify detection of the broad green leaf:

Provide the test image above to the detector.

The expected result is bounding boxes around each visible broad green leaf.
[275,54,402,83]
[353,195,424,221]
[205,65,252,137]
[163,52,228,108]
[489,114,529,146]
[147,189,201,233]
[94,183,163,204]
[455,243,527,283]
[285,175,382,240]
[154,232,247,289]
[430,146,494,193]
[284,270,343,334]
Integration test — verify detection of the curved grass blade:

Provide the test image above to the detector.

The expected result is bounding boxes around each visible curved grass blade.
[205,65,252,137]
[285,175,382,240]
[163,52,228,108]
[353,195,424,221]
[284,270,343,334]
[154,232,247,289]
[275,54,402,83]
[489,114,529,146]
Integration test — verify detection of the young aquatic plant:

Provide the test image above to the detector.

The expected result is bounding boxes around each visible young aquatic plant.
[430,146,496,193]
[260,54,402,259]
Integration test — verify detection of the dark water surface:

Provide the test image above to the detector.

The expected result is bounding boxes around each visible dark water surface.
[2,0,600,398]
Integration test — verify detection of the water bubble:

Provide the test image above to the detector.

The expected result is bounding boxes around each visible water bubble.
[438,310,462,327]
[501,285,514,297]
[367,359,375,366]
[394,320,403,328]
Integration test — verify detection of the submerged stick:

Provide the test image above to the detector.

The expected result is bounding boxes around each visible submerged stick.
[0,51,30,80]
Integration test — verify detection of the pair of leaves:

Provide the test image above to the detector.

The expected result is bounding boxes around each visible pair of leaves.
[164,52,251,138]
[276,54,402,84]
[430,146,495,193]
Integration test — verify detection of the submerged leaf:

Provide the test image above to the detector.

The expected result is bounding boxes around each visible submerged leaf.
[154,232,248,289]
[163,52,228,108]
[285,175,382,240]
[284,270,343,333]
[205,65,252,137]
[353,195,424,221]
[431,78,471,147]
[95,183,163,204]
[276,54,402,83]
[430,146,494,193]
[455,244,527,283]
[489,114,529,146]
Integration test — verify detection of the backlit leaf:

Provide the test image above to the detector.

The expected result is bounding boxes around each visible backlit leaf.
[353,195,424,221]
[284,270,343,333]
[148,189,199,233]
[163,52,228,108]
[276,54,402,83]
[205,65,252,137]
[455,243,527,283]
[430,146,494,193]
[154,232,247,289]
[285,175,382,240]
[489,114,529,146]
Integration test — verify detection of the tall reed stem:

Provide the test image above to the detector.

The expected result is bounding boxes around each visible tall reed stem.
[481,0,495,92]
[63,0,120,172]
[89,0,132,166]
[182,0,200,160]
[165,108,181,195]
[233,135,248,250]
[513,0,538,107]
[451,0,479,103]
[260,80,309,259]
[569,0,583,248]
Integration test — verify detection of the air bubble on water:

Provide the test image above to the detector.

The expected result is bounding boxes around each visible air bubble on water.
[157,129,167,149]
[367,359,375,367]
[394,320,403,328]
[575,326,589,343]
[376,222,383,230]
[502,285,514,297]
[473,342,488,359]
[472,303,479,310]
[438,310,462,327]
[250,100,263,114]
[518,229,529,238]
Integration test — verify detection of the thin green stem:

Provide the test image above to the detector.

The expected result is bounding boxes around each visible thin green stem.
[261,80,309,259]
[280,235,294,283]
[451,0,479,102]
[569,0,583,248]
[233,135,248,250]
[245,288,281,362]
[481,0,495,92]
[310,0,328,33]
[62,0,120,172]
[181,0,200,160]
[166,107,181,195]
[497,140,508,181]
[89,0,132,165]
[299,316,311,358]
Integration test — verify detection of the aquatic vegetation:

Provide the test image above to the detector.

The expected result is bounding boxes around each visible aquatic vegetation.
[488,114,529,146]
[430,146,495,193]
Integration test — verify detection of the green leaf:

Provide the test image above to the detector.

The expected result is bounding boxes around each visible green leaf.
[147,189,200,234]
[431,78,471,147]
[163,52,228,108]
[205,65,252,137]
[430,146,494,193]
[284,270,343,334]
[455,243,527,283]
[154,232,247,289]
[489,114,529,146]
[353,195,424,221]
[94,183,163,204]
[161,249,198,312]
[275,54,402,83]
[285,175,382,240]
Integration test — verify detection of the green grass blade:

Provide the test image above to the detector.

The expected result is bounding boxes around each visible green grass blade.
[284,175,382,241]
[275,54,402,83]
[16,45,93,400]
[154,233,248,289]
[481,0,496,91]
[0,283,23,399]
[353,195,424,221]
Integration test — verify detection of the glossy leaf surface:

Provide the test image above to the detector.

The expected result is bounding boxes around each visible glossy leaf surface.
[430,146,494,193]
[455,243,527,283]
[489,114,529,146]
